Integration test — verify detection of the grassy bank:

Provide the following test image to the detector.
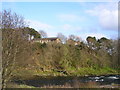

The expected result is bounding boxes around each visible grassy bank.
[12,66,119,79]
[7,67,119,88]
[7,83,120,88]
[7,78,120,88]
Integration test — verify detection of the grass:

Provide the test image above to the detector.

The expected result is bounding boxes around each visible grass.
[63,66,119,76]
[7,66,119,88]
[7,80,99,88]
[6,82,36,88]
[12,66,119,79]
[7,80,120,88]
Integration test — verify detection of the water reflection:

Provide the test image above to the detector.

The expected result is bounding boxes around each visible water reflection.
[13,74,120,87]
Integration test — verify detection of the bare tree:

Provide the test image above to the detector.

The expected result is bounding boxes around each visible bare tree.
[39,30,47,38]
[69,34,76,40]
[1,10,30,89]
[57,33,67,43]
[0,10,2,90]
[75,36,81,42]
[1,10,26,29]
[0,29,2,90]
[69,34,81,42]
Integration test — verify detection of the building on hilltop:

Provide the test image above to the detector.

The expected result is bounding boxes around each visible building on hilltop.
[32,37,61,44]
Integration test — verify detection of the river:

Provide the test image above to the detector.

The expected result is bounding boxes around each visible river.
[13,74,120,88]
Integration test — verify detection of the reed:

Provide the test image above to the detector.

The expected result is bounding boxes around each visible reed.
[41,79,99,88]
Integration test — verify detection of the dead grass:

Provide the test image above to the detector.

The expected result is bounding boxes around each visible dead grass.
[41,79,99,88]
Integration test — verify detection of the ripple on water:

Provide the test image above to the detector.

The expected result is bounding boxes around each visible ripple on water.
[107,76,119,79]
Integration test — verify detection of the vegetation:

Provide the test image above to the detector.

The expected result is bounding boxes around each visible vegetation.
[1,10,119,88]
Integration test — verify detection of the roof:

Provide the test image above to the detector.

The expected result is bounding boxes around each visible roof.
[33,37,60,41]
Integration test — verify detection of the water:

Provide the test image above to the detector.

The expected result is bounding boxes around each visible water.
[87,75,120,85]
[13,74,120,87]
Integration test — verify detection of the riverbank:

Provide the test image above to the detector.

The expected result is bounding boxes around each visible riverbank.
[8,74,120,88]
[7,82,120,88]
[13,67,119,79]
[6,66,119,88]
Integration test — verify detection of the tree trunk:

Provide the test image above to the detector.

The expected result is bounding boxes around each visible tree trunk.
[2,79,7,90]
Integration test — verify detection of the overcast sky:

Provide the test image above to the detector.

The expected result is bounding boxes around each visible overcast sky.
[2,1,118,41]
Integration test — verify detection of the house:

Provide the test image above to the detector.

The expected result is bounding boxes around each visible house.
[32,37,61,44]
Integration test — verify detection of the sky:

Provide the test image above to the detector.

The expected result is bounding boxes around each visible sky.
[1,1,118,41]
